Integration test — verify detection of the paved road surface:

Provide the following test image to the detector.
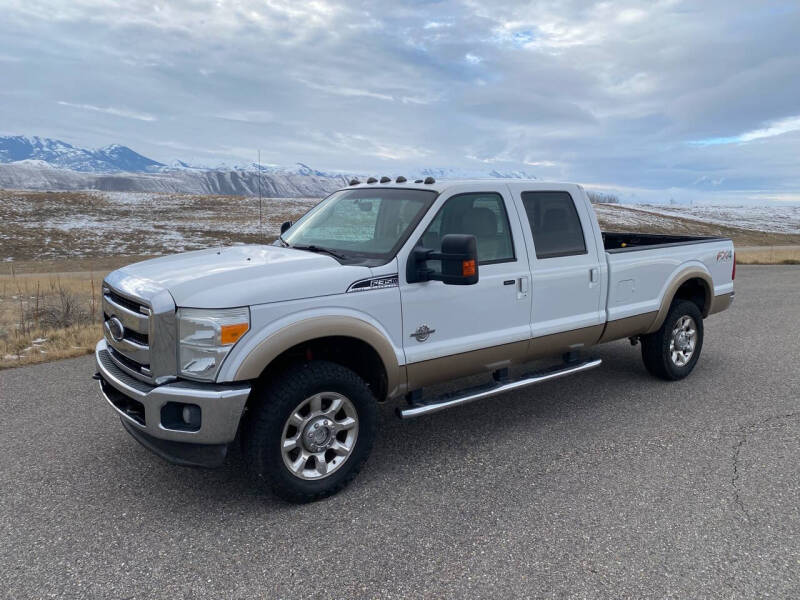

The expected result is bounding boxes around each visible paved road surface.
[1,266,798,599]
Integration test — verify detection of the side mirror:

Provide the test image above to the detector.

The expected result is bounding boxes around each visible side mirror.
[280,221,293,234]
[406,234,479,285]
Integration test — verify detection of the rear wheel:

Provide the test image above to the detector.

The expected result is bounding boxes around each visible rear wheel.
[641,300,704,381]
[242,361,377,503]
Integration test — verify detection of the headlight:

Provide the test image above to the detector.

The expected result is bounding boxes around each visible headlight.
[177,307,250,381]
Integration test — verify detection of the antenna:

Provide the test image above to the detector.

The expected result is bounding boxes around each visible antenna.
[257,149,263,241]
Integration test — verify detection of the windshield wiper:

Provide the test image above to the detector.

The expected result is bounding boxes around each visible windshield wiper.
[292,244,349,261]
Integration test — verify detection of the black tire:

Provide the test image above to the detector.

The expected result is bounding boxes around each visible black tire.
[640,300,704,381]
[242,360,377,503]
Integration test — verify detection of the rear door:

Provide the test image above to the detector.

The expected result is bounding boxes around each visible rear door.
[506,183,605,338]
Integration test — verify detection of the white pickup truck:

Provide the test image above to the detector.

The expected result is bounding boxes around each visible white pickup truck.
[95,178,735,502]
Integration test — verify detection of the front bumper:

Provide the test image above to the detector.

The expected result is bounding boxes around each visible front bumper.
[95,340,251,463]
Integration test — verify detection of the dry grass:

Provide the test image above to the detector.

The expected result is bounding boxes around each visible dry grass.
[0,189,313,262]
[735,246,800,265]
[0,267,105,369]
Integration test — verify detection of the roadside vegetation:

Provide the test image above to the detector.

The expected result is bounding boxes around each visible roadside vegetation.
[0,268,103,368]
[733,247,800,265]
[1,189,797,369]
[587,191,620,204]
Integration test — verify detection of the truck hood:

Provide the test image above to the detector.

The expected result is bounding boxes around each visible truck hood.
[113,245,371,307]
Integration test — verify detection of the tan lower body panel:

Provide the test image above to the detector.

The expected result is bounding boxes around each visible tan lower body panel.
[527,324,604,360]
[405,340,529,390]
[405,324,604,390]
[708,292,733,315]
[598,311,657,344]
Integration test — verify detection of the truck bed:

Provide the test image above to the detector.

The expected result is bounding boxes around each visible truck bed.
[601,231,735,327]
[602,231,726,253]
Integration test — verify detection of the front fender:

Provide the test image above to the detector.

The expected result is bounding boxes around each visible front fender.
[216,308,405,398]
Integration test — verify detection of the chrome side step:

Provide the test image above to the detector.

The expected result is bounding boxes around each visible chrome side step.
[397,358,602,420]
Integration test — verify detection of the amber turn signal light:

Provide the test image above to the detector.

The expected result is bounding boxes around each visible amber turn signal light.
[221,322,249,345]
[462,259,476,277]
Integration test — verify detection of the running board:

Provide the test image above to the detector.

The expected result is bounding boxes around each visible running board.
[396,358,602,420]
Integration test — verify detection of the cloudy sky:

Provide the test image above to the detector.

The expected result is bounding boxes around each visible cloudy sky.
[2,0,799,202]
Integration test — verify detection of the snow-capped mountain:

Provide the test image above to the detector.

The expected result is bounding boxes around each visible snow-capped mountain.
[165,160,348,178]
[0,135,539,197]
[415,167,537,180]
[0,136,164,172]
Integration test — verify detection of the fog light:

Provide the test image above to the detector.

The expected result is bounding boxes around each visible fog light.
[182,405,201,427]
[161,402,201,431]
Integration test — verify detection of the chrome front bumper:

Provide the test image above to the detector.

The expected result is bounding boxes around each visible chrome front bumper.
[95,339,251,446]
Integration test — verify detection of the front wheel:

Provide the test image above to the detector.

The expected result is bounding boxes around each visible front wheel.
[641,300,704,381]
[242,361,377,503]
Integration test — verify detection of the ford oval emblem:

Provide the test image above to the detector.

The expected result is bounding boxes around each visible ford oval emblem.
[108,316,125,342]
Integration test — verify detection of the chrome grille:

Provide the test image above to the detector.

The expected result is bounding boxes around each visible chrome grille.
[102,270,178,385]
[103,284,153,382]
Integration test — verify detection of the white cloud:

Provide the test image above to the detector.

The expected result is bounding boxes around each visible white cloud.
[739,115,800,142]
[691,115,800,146]
[57,101,156,121]
[328,132,431,161]
[296,79,394,101]
[215,110,275,124]
[6,0,345,35]
[617,8,647,24]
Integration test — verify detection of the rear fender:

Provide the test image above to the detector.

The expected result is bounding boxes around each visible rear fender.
[646,264,712,334]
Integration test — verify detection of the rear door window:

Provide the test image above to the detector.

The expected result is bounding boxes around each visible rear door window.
[521,191,587,259]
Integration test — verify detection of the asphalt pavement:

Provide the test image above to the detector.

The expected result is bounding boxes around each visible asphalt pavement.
[1,265,798,599]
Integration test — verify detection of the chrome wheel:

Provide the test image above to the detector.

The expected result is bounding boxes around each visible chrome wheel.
[280,392,358,480]
[669,315,697,367]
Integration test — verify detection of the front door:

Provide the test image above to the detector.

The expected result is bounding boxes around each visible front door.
[397,184,532,385]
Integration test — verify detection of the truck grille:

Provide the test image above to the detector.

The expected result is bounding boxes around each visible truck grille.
[102,284,153,382]
[106,288,144,314]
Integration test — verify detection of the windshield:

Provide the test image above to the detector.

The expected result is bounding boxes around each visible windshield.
[282,188,437,263]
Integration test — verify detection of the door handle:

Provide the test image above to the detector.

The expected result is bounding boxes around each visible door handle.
[518,276,529,295]
[589,268,599,283]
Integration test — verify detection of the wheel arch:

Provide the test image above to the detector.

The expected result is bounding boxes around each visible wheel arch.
[646,267,713,334]
[229,315,405,401]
